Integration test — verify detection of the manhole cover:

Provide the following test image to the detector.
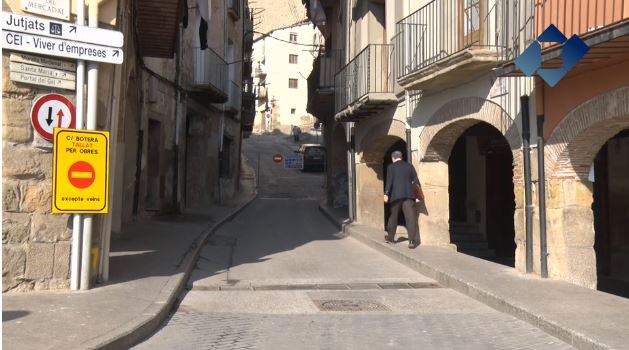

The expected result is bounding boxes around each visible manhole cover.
[313,299,389,312]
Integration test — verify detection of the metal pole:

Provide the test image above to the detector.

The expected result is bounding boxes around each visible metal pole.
[71,0,86,291]
[405,91,412,162]
[521,95,534,274]
[538,114,548,278]
[81,0,99,290]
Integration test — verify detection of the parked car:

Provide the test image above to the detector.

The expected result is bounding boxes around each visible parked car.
[295,144,326,172]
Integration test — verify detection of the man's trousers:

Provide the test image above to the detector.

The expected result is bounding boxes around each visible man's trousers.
[386,199,419,243]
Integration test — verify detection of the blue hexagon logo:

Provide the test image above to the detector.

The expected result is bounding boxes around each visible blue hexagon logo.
[515,25,589,87]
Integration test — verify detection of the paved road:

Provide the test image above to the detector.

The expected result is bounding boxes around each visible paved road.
[134,133,574,350]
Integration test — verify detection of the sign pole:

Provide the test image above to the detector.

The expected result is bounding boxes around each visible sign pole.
[70,0,86,292]
[80,0,99,291]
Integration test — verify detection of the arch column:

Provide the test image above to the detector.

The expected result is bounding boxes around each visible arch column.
[544,86,629,288]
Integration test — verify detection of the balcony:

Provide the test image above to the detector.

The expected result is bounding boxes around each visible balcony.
[226,80,241,116]
[498,0,629,76]
[190,47,228,102]
[334,44,396,122]
[228,0,240,19]
[307,49,344,119]
[395,0,501,92]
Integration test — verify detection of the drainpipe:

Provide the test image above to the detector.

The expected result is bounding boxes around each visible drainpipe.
[173,21,183,211]
[537,114,548,278]
[521,95,533,274]
[405,91,412,162]
[81,0,99,290]
[347,122,357,221]
[71,0,86,291]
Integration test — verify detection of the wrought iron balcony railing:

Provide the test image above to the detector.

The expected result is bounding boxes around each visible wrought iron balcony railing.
[395,0,501,80]
[334,44,394,113]
[314,49,345,91]
[192,46,228,96]
[501,0,629,62]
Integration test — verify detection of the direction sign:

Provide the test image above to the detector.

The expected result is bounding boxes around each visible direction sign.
[10,52,76,71]
[11,71,75,90]
[284,156,304,170]
[272,153,283,163]
[31,94,76,141]
[52,129,110,214]
[2,30,124,65]
[2,12,124,47]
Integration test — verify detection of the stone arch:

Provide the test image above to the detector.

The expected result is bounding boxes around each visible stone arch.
[354,119,407,229]
[416,97,523,262]
[542,86,629,289]
[546,86,629,180]
[358,119,407,163]
[418,97,521,172]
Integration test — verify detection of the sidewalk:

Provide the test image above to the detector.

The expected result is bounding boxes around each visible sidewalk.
[319,204,629,350]
[2,164,257,350]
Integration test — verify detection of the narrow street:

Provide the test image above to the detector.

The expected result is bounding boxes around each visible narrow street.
[133,133,575,350]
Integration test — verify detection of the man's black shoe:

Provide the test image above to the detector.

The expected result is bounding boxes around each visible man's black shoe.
[384,235,395,244]
[408,241,418,249]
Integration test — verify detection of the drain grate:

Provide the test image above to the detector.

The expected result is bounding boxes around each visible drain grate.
[313,299,390,312]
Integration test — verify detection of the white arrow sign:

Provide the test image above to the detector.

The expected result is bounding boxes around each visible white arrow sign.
[2,30,123,65]
[2,12,123,47]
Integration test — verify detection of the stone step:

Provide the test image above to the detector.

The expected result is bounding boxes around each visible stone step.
[457,248,497,259]
[453,240,491,250]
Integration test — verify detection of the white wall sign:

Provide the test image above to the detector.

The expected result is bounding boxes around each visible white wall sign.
[2,12,124,48]
[2,30,124,64]
[21,0,70,20]
[10,61,75,81]
[11,71,75,90]
[10,52,76,71]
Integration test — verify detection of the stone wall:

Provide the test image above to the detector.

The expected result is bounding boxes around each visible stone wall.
[2,53,72,291]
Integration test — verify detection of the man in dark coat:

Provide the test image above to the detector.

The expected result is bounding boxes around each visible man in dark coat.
[384,150,420,248]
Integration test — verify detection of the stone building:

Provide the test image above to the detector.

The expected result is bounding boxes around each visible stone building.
[304,0,629,295]
[2,0,254,292]
[252,22,321,134]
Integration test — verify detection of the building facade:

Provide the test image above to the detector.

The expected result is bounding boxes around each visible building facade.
[305,0,629,294]
[252,22,321,134]
[2,0,253,292]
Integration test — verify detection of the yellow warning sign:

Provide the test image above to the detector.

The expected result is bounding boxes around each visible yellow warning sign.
[52,128,109,213]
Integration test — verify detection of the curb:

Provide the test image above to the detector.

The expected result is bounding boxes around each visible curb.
[83,192,259,350]
[318,203,610,350]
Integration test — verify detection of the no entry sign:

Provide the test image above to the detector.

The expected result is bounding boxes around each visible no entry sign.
[31,93,75,141]
[272,153,283,163]
[68,161,95,189]
[52,128,109,214]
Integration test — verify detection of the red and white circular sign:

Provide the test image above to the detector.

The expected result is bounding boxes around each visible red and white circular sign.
[31,94,76,142]
[272,153,283,163]
[68,161,95,189]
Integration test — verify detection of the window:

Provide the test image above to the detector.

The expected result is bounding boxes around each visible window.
[289,54,298,64]
[289,78,298,89]
[291,108,296,115]
[289,32,298,42]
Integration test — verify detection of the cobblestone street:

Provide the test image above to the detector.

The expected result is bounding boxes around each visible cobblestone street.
[136,289,575,350]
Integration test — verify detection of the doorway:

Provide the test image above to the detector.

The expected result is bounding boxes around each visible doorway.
[594,129,629,299]
[448,122,515,266]
[146,119,162,210]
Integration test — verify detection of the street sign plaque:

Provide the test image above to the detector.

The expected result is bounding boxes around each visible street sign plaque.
[52,129,110,214]
[21,0,70,20]
[2,12,124,47]
[2,30,124,64]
